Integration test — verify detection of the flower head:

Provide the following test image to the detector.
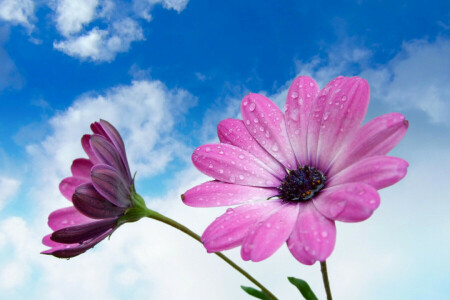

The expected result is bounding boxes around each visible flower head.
[183,76,409,264]
[42,120,144,258]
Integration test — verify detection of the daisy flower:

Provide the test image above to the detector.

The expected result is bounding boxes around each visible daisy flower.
[183,76,408,264]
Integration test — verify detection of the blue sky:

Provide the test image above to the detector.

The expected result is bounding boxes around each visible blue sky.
[0,0,449,299]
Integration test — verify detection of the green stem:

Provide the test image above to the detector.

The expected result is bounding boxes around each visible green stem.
[320,261,332,300]
[145,209,278,300]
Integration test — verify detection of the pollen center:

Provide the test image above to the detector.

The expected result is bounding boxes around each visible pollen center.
[278,166,326,202]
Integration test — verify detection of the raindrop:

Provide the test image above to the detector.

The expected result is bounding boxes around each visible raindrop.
[271,143,279,152]
[249,102,256,111]
[208,164,213,169]
[239,154,245,159]
[291,91,299,98]
[230,175,236,183]
[341,95,347,102]
[246,120,250,125]
[254,118,259,123]
[239,175,245,180]
[205,147,211,152]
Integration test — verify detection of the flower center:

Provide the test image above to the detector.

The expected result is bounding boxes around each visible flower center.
[277,166,327,202]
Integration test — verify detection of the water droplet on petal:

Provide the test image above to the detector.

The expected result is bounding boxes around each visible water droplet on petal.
[291,91,299,98]
[249,102,256,111]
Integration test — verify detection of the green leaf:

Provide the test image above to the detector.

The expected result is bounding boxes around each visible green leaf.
[240,286,271,300]
[287,277,318,300]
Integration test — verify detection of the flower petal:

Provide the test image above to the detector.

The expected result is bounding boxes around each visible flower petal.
[315,77,370,171]
[241,93,297,170]
[90,164,131,208]
[48,206,93,231]
[42,228,113,258]
[285,76,320,166]
[50,218,116,244]
[218,118,286,178]
[192,143,280,187]
[90,134,129,180]
[287,203,336,265]
[71,158,93,179]
[202,200,281,252]
[306,76,347,168]
[99,120,132,182]
[241,202,299,262]
[313,183,380,222]
[183,181,278,207]
[82,135,99,164]
[329,113,409,175]
[328,155,409,190]
[59,176,89,201]
[73,183,127,219]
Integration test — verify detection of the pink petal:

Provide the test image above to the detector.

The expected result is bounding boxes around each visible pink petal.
[241,202,299,262]
[329,113,409,175]
[285,76,320,166]
[42,228,113,258]
[202,200,281,252]
[90,164,131,208]
[71,158,93,179]
[313,183,380,222]
[287,202,336,265]
[73,183,127,219]
[218,118,286,178]
[314,77,370,171]
[50,218,116,244]
[306,76,347,168]
[48,206,93,231]
[192,143,280,187]
[82,135,99,164]
[328,155,409,190]
[90,134,129,181]
[241,93,297,170]
[183,181,278,207]
[59,176,89,201]
[99,120,132,182]
[42,234,60,247]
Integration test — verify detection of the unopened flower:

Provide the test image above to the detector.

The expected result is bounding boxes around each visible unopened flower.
[42,120,146,258]
[183,76,408,264]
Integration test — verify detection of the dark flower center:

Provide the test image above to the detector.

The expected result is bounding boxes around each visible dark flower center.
[277,166,326,202]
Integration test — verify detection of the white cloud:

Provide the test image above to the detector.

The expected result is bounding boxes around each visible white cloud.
[0,0,34,29]
[53,18,144,61]
[53,0,100,37]
[0,177,20,211]
[361,38,450,126]
[133,0,189,21]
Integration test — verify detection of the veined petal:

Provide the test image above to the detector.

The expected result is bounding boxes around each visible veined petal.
[42,228,113,258]
[59,176,89,201]
[183,181,278,207]
[91,164,131,208]
[82,135,99,164]
[73,183,126,219]
[99,120,132,182]
[241,202,299,262]
[218,118,286,178]
[48,206,92,231]
[71,158,93,179]
[315,77,370,171]
[313,183,380,222]
[328,155,409,190]
[241,93,297,170]
[285,76,320,166]
[307,76,347,168]
[192,143,280,187]
[50,218,117,244]
[90,134,129,181]
[287,202,336,265]
[329,113,408,175]
[202,200,281,252]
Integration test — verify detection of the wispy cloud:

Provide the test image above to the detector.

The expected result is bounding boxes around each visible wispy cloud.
[0,0,34,30]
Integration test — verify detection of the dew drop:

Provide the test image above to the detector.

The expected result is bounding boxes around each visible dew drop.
[254,118,259,123]
[239,154,245,159]
[249,102,256,111]
[230,175,236,183]
[321,231,328,238]
[291,91,299,98]
[208,164,213,169]
[205,147,211,152]
[271,143,279,152]
[239,175,245,180]
[246,120,250,125]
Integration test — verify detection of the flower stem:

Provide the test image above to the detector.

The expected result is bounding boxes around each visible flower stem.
[320,260,332,300]
[145,209,278,300]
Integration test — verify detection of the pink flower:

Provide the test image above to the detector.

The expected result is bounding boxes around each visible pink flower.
[42,120,139,258]
[183,76,409,264]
